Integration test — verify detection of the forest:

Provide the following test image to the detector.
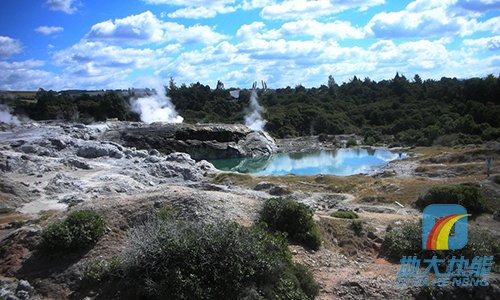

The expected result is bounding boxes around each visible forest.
[5,73,500,146]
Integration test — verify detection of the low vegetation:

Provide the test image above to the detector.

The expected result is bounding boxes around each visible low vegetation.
[0,207,13,214]
[259,198,322,250]
[415,183,488,214]
[40,210,105,252]
[318,217,375,257]
[331,211,359,219]
[120,218,319,299]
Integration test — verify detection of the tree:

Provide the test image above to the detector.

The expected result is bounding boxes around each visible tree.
[168,77,177,92]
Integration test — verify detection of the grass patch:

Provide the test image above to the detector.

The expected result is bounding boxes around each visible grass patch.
[156,206,179,221]
[259,198,322,250]
[0,207,13,214]
[211,172,365,194]
[40,210,105,252]
[318,217,374,257]
[120,218,319,299]
[331,211,359,219]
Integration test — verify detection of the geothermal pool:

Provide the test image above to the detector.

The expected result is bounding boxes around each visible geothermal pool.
[209,148,408,176]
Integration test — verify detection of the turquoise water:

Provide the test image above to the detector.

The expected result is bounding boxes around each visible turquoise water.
[209,149,408,176]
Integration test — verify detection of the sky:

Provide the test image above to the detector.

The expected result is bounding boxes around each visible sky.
[0,0,499,90]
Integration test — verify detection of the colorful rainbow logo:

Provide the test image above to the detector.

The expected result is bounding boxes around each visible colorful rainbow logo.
[425,213,471,250]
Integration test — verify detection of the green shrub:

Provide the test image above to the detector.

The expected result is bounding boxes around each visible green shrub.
[83,257,121,285]
[260,198,322,250]
[346,138,357,147]
[382,221,422,260]
[365,136,376,146]
[40,210,105,251]
[351,220,363,236]
[291,263,320,297]
[122,219,319,299]
[331,211,359,219]
[40,221,73,250]
[415,184,487,214]
[0,207,13,214]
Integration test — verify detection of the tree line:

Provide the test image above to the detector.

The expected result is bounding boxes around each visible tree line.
[5,74,500,146]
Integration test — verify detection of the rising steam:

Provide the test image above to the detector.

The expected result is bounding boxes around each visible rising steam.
[131,84,183,124]
[245,83,266,131]
[0,105,20,125]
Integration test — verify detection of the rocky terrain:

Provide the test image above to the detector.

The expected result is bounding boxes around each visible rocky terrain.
[102,122,277,160]
[0,121,499,299]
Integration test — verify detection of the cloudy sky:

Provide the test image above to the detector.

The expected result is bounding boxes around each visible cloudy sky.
[0,0,499,90]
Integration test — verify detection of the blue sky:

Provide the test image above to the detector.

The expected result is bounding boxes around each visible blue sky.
[0,0,499,90]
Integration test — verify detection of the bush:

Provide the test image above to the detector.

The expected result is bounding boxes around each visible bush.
[260,198,322,250]
[40,210,105,252]
[83,257,121,285]
[346,138,357,147]
[415,184,487,215]
[351,220,363,236]
[331,211,359,219]
[382,221,422,260]
[121,218,319,299]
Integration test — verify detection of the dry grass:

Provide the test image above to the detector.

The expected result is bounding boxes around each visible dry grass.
[211,172,370,194]
[318,216,377,258]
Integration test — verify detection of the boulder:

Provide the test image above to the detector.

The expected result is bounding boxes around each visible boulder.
[253,181,275,191]
[493,210,500,222]
[76,142,123,159]
[66,158,92,170]
[269,185,291,196]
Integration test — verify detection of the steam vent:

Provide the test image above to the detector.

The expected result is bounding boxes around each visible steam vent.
[104,122,277,160]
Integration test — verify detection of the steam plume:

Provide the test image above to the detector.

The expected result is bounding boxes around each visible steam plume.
[132,83,183,124]
[245,83,266,131]
[0,105,20,125]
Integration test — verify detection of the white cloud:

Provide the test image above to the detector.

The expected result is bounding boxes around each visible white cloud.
[463,36,500,51]
[454,0,500,12]
[166,5,236,19]
[475,16,500,33]
[236,22,280,40]
[278,20,365,39]
[0,36,23,59]
[53,41,179,73]
[87,11,227,45]
[0,60,57,90]
[35,26,64,35]
[260,0,385,20]
[144,0,273,18]
[366,0,500,38]
[236,20,365,41]
[45,0,78,14]
[366,1,476,38]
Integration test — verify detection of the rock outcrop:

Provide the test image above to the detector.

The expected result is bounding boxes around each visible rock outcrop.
[0,122,218,214]
[103,122,277,160]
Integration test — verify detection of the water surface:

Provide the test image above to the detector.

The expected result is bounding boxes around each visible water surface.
[209,148,407,176]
